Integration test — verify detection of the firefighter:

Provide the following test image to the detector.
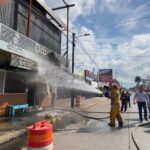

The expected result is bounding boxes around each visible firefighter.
[108,83,123,127]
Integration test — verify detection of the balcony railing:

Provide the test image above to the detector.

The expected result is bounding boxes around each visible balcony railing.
[0,23,52,57]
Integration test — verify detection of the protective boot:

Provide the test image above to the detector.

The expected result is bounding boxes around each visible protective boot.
[118,122,123,127]
[108,123,115,127]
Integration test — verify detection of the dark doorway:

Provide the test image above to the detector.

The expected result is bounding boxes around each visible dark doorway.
[27,84,36,106]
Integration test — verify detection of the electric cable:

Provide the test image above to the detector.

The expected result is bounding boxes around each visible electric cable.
[74,51,150,58]
[79,39,118,45]
[77,15,150,34]
[76,39,100,69]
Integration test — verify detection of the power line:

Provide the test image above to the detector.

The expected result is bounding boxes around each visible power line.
[75,51,150,57]
[79,39,119,45]
[76,39,100,69]
[75,49,149,55]
[62,16,150,54]
[77,15,150,34]
[78,39,131,47]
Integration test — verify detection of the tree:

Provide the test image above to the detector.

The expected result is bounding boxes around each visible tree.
[135,76,141,87]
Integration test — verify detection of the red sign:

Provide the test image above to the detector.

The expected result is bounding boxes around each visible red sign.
[99,69,113,83]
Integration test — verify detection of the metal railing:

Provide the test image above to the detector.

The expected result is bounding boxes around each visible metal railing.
[0,23,52,57]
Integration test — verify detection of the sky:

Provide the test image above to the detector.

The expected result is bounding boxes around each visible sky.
[44,0,150,88]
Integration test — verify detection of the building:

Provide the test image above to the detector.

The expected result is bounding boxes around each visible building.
[142,79,150,89]
[0,0,68,115]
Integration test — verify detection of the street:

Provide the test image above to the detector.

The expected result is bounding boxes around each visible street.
[0,97,150,150]
[0,1,150,150]
[53,99,149,150]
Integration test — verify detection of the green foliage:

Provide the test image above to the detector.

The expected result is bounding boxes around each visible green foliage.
[135,76,141,82]
[45,114,53,123]
[135,76,141,87]
[99,93,104,97]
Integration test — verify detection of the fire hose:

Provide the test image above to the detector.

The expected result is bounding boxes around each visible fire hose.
[131,121,150,150]
[57,109,150,150]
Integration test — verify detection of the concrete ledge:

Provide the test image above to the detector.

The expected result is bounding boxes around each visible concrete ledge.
[0,129,26,144]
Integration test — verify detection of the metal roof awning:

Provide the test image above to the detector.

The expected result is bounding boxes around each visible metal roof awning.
[47,52,68,68]
[35,0,67,31]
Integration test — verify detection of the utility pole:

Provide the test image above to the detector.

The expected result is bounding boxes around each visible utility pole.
[71,33,90,108]
[65,1,69,61]
[72,33,75,73]
[52,1,75,62]
[115,70,117,80]
[71,33,75,108]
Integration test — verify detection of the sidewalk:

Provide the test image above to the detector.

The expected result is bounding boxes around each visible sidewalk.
[0,97,102,145]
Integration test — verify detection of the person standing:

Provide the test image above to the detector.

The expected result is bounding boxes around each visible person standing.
[144,89,150,118]
[108,83,123,127]
[126,91,131,108]
[133,85,149,122]
[104,87,110,99]
[121,90,128,112]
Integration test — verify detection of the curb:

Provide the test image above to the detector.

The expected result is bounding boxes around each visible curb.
[0,129,26,145]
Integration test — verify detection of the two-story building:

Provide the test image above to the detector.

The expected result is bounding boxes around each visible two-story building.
[0,0,68,115]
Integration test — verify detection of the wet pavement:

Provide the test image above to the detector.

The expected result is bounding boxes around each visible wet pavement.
[53,96,150,150]
[0,96,150,150]
[0,97,100,149]
[133,123,150,150]
[0,134,27,150]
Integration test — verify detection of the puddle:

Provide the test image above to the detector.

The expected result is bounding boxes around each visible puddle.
[78,119,110,133]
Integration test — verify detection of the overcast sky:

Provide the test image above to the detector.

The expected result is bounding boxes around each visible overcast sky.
[44,0,150,88]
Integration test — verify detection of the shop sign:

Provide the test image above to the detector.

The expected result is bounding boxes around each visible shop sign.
[10,54,37,70]
[85,70,97,81]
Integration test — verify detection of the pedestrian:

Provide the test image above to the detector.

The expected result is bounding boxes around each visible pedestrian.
[147,98,150,118]
[108,83,123,127]
[104,87,110,98]
[144,89,150,118]
[147,103,150,118]
[126,91,131,108]
[121,90,128,112]
[133,85,149,122]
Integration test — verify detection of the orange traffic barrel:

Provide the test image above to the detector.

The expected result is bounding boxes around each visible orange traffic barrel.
[76,96,81,107]
[0,0,7,5]
[27,120,54,150]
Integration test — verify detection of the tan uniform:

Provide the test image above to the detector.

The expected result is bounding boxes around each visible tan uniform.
[110,88,123,125]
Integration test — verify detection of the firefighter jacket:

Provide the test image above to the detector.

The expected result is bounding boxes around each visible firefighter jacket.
[110,88,121,105]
